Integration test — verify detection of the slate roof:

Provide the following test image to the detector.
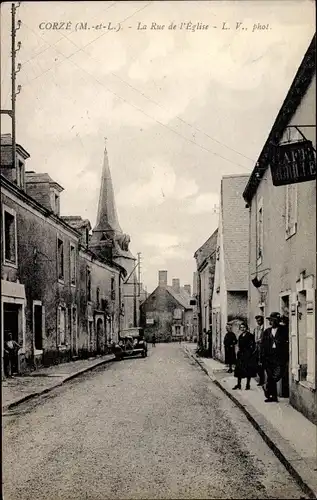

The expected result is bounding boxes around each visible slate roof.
[142,285,192,310]
[61,216,91,231]
[166,286,192,309]
[25,171,64,192]
[194,228,218,270]
[1,133,30,162]
[243,34,315,203]
[221,174,250,291]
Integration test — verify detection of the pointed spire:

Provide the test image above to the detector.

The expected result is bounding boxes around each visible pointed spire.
[94,145,122,234]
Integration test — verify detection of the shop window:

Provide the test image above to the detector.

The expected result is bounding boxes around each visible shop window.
[3,207,17,265]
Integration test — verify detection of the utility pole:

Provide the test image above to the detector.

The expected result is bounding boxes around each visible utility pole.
[137,252,141,298]
[1,3,22,167]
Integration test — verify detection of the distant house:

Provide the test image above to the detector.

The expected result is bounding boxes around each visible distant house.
[212,174,250,361]
[140,271,193,342]
[194,228,218,350]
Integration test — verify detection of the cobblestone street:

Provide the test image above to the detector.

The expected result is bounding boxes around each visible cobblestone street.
[3,344,308,500]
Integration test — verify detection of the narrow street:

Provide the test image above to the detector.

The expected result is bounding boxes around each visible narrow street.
[3,344,307,500]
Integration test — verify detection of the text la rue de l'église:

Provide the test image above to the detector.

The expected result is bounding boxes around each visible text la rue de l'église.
[137,22,209,32]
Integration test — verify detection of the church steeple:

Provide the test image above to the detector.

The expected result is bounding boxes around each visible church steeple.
[94,143,122,234]
[90,141,134,262]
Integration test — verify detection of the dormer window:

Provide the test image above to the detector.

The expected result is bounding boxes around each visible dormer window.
[16,158,25,189]
[50,188,60,215]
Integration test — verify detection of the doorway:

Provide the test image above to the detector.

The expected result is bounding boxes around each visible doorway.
[280,293,290,397]
[71,306,78,357]
[3,303,20,342]
[96,318,104,354]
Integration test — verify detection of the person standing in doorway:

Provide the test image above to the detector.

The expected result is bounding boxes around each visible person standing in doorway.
[152,333,156,347]
[4,332,21,377]
[224,322,237,373]
[233,322,256,390]
[253,315,265,386]
[261,312,289,403]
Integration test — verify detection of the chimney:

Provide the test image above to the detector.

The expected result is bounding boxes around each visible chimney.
[158,270,167,287]
[172,278,180,294]
[184,284,191,296]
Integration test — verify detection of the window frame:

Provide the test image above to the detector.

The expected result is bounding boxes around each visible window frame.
[87,267,92,302]
[33,300,45,354]
[2,204,18,268]
[57,237,65,283]
[256,196,264,267]
[70,243,76,287]
[57,304,67,347]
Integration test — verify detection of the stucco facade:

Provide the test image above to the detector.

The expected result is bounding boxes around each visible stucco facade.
[194,229,218,350]
[243,38,316,423]
[212,175,249,362]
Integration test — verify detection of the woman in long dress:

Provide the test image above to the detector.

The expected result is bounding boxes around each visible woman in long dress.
[233,322,257,390]
[224,323,237,373]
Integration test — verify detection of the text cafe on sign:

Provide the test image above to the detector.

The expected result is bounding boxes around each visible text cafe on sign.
[270,140,316,186]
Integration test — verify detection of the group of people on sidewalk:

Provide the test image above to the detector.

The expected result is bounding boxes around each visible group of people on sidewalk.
[223,312,289,403]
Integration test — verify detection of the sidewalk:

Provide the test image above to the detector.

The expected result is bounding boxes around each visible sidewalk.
[183,343,317,499]
[2,353,115,412]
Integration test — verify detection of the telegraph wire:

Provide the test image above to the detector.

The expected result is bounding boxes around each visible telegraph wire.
[19,2,118,68]
[20,12,255,166]
[19,2,149,71]
[19,24,253,171]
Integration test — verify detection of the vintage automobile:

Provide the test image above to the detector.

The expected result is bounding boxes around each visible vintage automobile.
[113,328,148,360]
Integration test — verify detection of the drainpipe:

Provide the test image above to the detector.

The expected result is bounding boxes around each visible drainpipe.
[118,273,122,340]
[248,202,252,326]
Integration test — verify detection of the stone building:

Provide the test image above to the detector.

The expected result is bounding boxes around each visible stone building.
[243,35,316,424]
[212,174,250,362]
[61,216,125,355]
[1,135,127,374]
[89,146,140,331]
[194,228,218,351]
[140,271,193,342]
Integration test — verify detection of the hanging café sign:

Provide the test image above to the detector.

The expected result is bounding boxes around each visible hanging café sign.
[270,140,316,186]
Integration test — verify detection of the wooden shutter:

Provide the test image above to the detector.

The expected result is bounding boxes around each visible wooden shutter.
[290,292,299,381]
[306,288,315,387]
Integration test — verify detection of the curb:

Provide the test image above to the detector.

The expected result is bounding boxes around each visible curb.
[183,346,317,500]
[2,356,115,413]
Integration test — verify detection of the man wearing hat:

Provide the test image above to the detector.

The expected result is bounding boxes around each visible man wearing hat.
[253,315,265,386]
[260,312,289,403]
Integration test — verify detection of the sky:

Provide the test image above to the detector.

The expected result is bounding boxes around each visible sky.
[1,0,315,293]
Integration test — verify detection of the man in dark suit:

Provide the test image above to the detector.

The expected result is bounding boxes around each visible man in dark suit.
[260,312,289,403]
[253,315,265,386]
